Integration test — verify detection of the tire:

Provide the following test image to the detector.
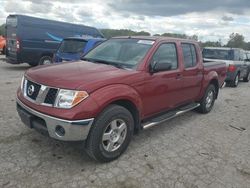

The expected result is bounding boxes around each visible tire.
[243,71,250,82]
[85,105,134,162]
[197,84,216,114]
[229,73,240,87]
[39,56,52,65]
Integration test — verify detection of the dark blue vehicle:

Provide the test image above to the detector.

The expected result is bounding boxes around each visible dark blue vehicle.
[5,14,104,66]
[53,37,105,63]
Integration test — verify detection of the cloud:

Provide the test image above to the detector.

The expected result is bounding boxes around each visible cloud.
[1,0,250,43]
[222,16,234,21]
[109,0,250,16]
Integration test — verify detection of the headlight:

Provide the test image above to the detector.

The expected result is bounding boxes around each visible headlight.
[54,89,89,109]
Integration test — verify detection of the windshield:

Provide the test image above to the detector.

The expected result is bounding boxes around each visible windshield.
[83,38,154,68]
[59,39,87,53]
[202,49,234,60]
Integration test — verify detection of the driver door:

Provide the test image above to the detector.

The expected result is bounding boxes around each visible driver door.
[143,42,184,117]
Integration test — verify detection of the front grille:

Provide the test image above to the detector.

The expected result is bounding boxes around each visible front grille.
[44,88,58,105]
[24,79,58,106]
[25,80,41,100]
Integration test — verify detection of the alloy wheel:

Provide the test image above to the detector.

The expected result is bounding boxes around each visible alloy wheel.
[102,119,127,152]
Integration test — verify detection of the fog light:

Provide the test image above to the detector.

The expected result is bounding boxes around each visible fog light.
[55,125,65,137]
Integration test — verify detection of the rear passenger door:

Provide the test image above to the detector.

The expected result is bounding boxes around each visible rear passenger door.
[181,43,203,102]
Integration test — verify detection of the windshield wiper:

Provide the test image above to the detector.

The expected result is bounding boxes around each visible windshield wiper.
[94,59,129,69]
[81,58,130,69]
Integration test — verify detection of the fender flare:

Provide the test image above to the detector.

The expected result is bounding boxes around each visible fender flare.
[90,84,143,119]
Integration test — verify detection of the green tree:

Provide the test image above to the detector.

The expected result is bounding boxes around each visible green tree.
[226,33,245,48]
[161,33,187,39]
[201,41,222,48]
[100,29,150,39]
[0,24,6,36]
[244,42,250,51]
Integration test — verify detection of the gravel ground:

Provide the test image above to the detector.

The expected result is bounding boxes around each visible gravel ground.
[0,55,250,188]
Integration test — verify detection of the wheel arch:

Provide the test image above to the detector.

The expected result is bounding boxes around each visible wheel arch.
[39,52,54,62]
[110,99,140,133]
[89,84,143,133]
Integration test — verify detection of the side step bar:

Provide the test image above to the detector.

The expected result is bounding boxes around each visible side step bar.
[142,103,200,130]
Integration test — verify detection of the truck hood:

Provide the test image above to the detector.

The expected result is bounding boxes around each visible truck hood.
[25,61,139,93]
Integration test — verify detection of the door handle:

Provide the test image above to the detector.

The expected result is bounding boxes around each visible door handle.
[176,73,182,79]
[196,70,202,75]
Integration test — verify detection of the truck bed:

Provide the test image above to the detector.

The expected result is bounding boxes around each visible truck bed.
[203,61,227,87]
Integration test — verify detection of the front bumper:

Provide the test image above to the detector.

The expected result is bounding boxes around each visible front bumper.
[16,98,94,141]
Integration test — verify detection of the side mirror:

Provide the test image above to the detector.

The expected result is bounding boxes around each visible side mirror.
[150,61,172,73]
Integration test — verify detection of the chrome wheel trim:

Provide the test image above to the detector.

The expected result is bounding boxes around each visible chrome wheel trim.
[235,75,239,85]
[205,90,214,109]
[43,59,52,65]
[102,119,127,152]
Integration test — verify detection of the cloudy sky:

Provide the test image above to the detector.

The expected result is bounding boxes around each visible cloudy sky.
[1,0,250,43]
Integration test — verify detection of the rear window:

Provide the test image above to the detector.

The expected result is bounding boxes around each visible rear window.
[203,49,234,60]
[58,39,87,53]
[6,16,17,27]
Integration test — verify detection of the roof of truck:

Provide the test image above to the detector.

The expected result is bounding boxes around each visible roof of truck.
[64,37,106,41]
[203,47,243,50]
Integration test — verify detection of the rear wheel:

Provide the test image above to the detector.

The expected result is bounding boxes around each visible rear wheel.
[230,73,240,87]
[197,84,216,114]
[85,105,134,162]
[243,71,250,82]
[39,56,52,65]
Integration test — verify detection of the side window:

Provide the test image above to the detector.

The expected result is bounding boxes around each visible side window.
[234,50,240,61]
[239,50,245,61]
[181,43,197,68]
[152,43,178,70]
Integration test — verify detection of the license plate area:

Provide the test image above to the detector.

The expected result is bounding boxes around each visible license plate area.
[17,106,33,128]
[16,103,49,136]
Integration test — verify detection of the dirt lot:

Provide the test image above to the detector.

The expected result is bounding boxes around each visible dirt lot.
[0,55,249,188]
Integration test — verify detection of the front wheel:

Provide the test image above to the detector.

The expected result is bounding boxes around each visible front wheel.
[39,56,52,65]
[85,105,134,162]
[243,71,250,82]
[197,84,216,114]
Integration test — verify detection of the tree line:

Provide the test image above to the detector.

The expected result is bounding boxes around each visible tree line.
[1,23,249,50]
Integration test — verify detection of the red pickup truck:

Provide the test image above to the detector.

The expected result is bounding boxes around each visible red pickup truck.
[16,36,226,162]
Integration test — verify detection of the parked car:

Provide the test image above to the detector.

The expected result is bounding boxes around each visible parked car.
[0,35,6,54]
[203,47,250,87]
[5,14,104,66]
[16,36,226,162]
[53,37,105,63]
